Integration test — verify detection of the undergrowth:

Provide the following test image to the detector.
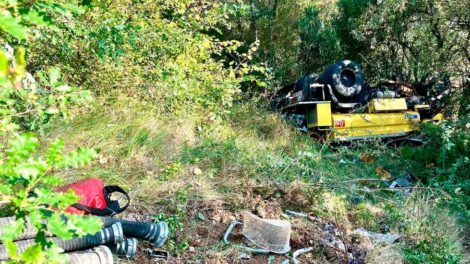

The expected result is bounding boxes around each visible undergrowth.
[44,97,468,262]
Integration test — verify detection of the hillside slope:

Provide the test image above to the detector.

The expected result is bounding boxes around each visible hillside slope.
[44,97,468,263]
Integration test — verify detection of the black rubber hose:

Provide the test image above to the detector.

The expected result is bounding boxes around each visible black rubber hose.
[0,223,123,261]
[101,217,168,247]
[0,216,168,247]
[108,237,137,257]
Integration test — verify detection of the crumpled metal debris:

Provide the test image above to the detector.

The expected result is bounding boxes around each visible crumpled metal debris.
[389,176,413,193]
[352,228,401,244]
[321,223,346,252]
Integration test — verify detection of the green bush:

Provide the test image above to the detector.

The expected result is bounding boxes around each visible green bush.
[1,3,102,262]
[28,0,265,117]
[401,120,470,224]
[403,235,462,264]
[0,134,102,263]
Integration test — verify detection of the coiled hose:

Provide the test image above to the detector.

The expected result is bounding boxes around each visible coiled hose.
[0,223,123,261]
[0,216,168,247]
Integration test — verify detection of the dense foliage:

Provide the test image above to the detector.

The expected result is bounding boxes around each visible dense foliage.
[0,1,100,262]
[221,0,469,89]
[28,0,265,116]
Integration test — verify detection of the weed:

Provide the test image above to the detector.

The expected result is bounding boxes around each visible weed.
[403,238,462,264]
[42,98,468,262]
[159,162,182,181]
[153,186,191,255]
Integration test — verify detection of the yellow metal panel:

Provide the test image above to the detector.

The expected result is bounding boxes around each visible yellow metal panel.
[316,102,332,127]
[369,98,407,112]
[328,112,421,141]
[432,113,444,121]
[414,104,430,110]
[423,113,444,124]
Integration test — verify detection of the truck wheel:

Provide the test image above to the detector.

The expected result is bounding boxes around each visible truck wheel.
[295,73,320,100]
[321,60,364,99]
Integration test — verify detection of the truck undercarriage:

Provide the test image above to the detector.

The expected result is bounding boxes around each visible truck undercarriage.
[272,60,444,141]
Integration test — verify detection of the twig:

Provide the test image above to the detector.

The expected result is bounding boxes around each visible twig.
[0,4,16,11]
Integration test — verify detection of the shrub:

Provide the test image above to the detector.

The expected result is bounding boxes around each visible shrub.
[1,3,101,262]
[401,120,470,224]
[0,134,102,263]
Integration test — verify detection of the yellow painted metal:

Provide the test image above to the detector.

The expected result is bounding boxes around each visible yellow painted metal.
[432,113,444,121]
[414,104,430,111]
[327,111,421,141]
[307,102,332,128]
[369,98,407,112]
[423,113,444,123]
[301,98,444,141]
[316,102,332,127]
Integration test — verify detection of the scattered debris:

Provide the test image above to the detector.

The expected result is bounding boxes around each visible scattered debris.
[360,154,375,164]
[285,210,322,223]
[243,211,291,254]
[352,228,401,245]
[321,224,346,252]
[268,255,276,264]
[191,166,203,175]
[406,137,425,145]
[286,209,368,263]
[239,253,251,260]
[143,248,169,260]
[375,166,393,180]
[341,154,375,165]
[196,212,206,221]
[292,247,314,264]
[389,176,413,193]
[351,157,361,164]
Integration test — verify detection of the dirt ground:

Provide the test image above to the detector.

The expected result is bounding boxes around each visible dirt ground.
[120,195,369,264]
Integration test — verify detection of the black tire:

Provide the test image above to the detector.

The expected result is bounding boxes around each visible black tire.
[294,73,320,100]
[270,99,279,111]
[321,60,365,103]
[354,82,370,106]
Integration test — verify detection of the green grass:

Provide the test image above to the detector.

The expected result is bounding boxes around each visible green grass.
[43,97,467,262]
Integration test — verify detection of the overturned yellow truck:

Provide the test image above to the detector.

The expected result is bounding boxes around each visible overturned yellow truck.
[272,60,444,141]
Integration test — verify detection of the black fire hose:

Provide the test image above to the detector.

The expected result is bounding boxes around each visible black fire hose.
[101,217,168,247]
[0,223,123,261]
[109,238,138,257]
[0,216,168,247]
